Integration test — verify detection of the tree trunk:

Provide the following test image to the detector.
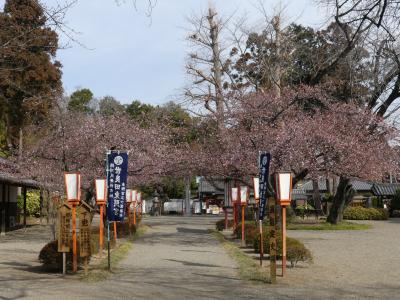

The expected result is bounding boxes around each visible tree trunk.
[327,177,355,224]
[207,6,224,128]
[312,179,322,211]
[185,176,191,216]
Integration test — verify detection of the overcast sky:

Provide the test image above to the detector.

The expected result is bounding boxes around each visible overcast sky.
[1,0,330,105]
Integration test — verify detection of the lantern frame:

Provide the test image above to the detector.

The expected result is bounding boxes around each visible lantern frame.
[64,172,81,204]
[95,179,107,205]
[132,190,137,204]
[253,177,260,202]
[240,186,249,206]
[126,189,132,203]
[274,172,293,206]
[231,187,238,204]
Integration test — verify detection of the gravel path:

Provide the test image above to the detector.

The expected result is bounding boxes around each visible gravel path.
[283,219,400,299]
[0,216,399,299]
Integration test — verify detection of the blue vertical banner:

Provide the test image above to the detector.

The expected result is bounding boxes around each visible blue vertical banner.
[258,152,271,221]
[106,151,129,221]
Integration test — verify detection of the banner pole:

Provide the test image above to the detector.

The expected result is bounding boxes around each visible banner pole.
[105,151,111,272]
[259,220,263,266]
[107,219,111,271]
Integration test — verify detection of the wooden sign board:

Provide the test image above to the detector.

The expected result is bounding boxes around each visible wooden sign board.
[58,203,71,253]
[78,201,92,257]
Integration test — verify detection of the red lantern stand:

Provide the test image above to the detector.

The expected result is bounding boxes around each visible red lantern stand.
[231,188,239,232]
[239,186,249,247]
[125,189,132,236]
[95,179,107,255]
[274,172,293,277]
[64,172,81,273]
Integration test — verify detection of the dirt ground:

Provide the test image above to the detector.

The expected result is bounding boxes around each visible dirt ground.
[0,216,399,299]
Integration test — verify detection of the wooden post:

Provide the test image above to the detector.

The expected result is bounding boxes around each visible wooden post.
[241,205,245,247]
[62,252,66,275]
[133,206,136,226]
[232,203,237,232]
[84,256,88,276]
[282,205,287,276]
[113,221,117,242]
[23,187,27,228]
[39,189,43,225]
[1,183,6,236]
[259,220,263,266]
[224,207,228,230]
[72,204,77,273]
[99,204,104,254]
[269,197,277,284]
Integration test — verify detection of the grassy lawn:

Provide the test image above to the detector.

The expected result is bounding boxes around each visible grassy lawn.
[287,221,372,231]
[212,230,270,283]
[82,225,148,282]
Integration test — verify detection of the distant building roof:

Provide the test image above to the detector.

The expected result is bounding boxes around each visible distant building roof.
[0,157,40,188]
[297,179,373,193]
[372,183,400,196]
[199,178,225,194]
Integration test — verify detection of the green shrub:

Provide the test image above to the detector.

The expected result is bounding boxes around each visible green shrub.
[323,193,334,202]
[234,222,257,239]
[17,190,41,217]
[286,237,313,267]
[215,219,234,231]
[286,206,296,224]
[295,204,315,218]
[116,221,136,236]
[253,230,282,255]
[253,233,312,267]
[343,207,388,220]
[371,196,379,208]
[38,239,95,271]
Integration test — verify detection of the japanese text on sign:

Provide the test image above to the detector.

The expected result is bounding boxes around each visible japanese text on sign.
[258,152,271,221]
[58,204,71,252]
[106,151,128,221]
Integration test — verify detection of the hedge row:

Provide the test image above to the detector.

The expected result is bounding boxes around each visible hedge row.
[224,221,313,268]
[215,219,235,231]
[343,207,389,220]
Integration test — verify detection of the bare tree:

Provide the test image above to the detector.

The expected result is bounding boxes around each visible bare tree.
[184,4,233,126]
[319,0,400,118]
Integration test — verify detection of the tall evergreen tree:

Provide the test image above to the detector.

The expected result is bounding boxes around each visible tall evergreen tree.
[0,0,62,151]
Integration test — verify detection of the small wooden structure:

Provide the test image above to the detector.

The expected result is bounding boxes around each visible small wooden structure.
[0,158,41,235]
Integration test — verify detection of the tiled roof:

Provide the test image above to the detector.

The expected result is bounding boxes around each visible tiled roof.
[372,183,400,196]
[298,179,373,193]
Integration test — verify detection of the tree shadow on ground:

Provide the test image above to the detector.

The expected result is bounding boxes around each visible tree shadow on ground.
[164,259,221,268]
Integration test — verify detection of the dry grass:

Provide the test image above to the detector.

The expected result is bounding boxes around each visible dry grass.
[212,230,270,283]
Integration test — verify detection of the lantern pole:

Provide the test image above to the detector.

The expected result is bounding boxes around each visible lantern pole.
[72,203,77,273]
[282,205,287,276]
[99,204,104,254]
[275,172,292,277]
[269,196,277,284]
[241,204,245,247]
[64,172,80,274]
